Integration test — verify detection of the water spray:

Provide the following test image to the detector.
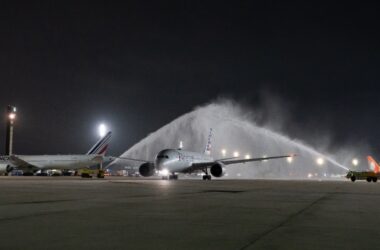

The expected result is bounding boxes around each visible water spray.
[116,101,351,178]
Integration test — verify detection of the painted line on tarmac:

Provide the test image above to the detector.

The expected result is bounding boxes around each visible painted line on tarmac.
[239,194,329,250]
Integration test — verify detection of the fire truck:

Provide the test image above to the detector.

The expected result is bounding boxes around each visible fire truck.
[346,171,379,182]
[346,156,380,182]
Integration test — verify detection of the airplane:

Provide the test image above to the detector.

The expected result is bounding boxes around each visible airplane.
[120,129,295,180]
[0,131,112,177]
[368,156,380,173]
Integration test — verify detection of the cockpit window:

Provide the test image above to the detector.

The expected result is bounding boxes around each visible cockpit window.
[157,155,169,159]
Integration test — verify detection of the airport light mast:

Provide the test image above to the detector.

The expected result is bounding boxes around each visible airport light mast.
[5,105,16,155]
[98,123,107,138]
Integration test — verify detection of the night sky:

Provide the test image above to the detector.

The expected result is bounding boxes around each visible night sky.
[0,2,379,157]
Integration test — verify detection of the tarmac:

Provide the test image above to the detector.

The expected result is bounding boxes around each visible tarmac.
[0,176,379,250]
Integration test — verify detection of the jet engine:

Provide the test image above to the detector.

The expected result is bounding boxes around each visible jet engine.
[210,162,226,177]
[139,163,155,177]
[0,164,13,174]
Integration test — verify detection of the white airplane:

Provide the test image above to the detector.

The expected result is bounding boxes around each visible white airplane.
[0,131,112,176]
[122,129,294,180]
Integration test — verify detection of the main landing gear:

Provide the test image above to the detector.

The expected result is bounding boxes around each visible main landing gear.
[202,168,212,180]
[202,175,211,180]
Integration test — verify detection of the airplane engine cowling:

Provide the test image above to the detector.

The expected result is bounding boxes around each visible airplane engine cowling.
[0,164,13,174]
[210,163,226,178]
[139,163,155,177]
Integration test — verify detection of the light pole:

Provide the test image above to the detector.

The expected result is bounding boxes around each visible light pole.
[5,105,16,155]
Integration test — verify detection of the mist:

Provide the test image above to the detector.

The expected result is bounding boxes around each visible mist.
[114,99,370,179]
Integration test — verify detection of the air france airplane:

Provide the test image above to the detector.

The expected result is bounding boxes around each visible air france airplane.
[0,131,112,175]
[123,129,294,180]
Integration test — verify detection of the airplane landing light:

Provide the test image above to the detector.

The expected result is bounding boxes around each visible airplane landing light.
[287,157,293,163]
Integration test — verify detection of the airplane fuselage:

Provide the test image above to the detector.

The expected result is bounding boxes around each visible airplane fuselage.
[11,155,103,171]
[155,149,212,173]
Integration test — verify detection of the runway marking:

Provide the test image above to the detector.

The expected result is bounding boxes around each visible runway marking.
[239,194,329,250]
[0,210,69,223]
[3,199,80,205]
[201,190,245,194]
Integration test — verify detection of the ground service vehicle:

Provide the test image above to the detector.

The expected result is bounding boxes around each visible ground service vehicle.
[346,156,380,182]
[346,171,380,182]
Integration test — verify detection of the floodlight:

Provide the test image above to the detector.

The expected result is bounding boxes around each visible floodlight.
[98,124,107,137]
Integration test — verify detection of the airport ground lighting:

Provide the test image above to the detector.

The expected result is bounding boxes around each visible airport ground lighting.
[245,154,250,159]
[5,105,16,155]
[233,151,239,157]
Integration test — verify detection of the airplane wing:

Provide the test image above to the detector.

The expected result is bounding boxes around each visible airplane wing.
[220,155,294,165]
[103,156,151,171]
[188,154,294,171]
[9,155,38,169]
[213,157,238,161]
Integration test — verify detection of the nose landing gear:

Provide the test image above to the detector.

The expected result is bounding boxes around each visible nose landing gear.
[169,174,178,180]
[97,169,105,178]
[162,173,178,180]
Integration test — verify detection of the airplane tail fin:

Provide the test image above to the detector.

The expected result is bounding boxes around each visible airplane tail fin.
[203,128,213,155]
[367,156,380,173]
[87,131,112,155]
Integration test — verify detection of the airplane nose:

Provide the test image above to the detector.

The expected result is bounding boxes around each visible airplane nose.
[155,159,167,170]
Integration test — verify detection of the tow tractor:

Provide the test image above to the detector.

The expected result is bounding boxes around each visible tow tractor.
[78,168,105,178]
[346,171,380,182]
[79,161,105,179]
